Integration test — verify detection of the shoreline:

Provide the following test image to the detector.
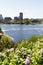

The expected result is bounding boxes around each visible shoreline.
[3,34,14,41]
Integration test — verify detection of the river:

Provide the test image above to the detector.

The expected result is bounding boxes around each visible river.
[0,24,43,42]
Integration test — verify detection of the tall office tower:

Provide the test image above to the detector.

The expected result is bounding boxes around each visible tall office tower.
[19,12,23,20]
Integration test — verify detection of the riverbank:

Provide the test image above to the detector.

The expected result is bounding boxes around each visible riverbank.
[0,19,42,24]
[0,34,16,52]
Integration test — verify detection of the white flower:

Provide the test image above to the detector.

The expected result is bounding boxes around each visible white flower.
[24,55,31,65]
[9,48,14,51]
[0,52,2,57]
[41,48,43,54]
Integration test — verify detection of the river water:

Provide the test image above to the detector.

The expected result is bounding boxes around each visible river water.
[0,24,43,42]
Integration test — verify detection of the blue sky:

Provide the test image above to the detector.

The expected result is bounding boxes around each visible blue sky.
[0,0,43,19]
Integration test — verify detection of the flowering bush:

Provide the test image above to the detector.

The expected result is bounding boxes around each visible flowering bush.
[0,35,43,65]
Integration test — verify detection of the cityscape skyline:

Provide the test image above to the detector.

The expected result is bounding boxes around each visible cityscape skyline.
[0,0,43,19]
[0,12,23,20]
[0,12,23,21]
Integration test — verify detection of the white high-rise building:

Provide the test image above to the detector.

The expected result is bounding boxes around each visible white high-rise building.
[0,14,3,20]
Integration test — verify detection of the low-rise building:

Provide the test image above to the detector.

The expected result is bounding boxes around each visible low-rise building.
[31,19,39,22]
[14,16,19,21]
[4,17,12,21]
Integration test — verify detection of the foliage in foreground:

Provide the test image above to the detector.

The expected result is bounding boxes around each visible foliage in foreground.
[0,35,15,52]
[0,35,43,65]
